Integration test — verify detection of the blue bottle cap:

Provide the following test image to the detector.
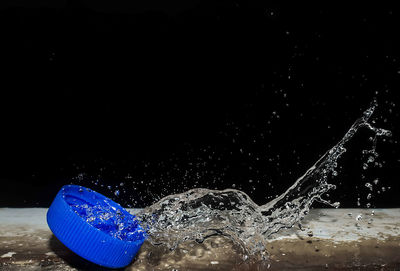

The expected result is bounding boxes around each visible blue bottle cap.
[47,185,146,268]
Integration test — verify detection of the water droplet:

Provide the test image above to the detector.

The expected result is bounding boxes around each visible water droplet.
[365,183,373,191]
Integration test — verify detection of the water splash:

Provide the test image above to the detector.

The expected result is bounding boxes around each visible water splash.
[137,102,391,257]
[71,202,145,242]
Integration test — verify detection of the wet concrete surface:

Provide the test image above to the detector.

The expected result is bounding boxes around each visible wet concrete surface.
[0,208,399,270]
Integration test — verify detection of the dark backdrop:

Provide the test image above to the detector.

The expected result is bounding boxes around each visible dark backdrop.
[0,1,399,208]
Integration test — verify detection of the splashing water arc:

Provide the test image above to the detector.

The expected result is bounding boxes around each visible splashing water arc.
[137,102,391,257]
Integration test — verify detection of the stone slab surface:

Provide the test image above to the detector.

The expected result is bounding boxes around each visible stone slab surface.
[0,208,399,270]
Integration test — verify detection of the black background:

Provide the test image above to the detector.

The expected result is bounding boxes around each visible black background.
[0,1,399,208]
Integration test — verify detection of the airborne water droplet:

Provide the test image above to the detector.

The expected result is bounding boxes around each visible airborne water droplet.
[365,183,373,191]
